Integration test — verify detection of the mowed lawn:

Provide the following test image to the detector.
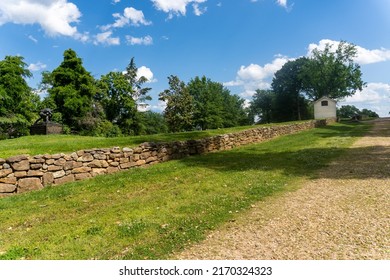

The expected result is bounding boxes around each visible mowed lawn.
[0,122,370,260]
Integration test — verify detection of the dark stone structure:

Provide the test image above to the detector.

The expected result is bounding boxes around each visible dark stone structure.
[30,108,63,135]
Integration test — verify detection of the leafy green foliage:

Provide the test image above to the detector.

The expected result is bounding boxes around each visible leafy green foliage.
[300,41,365,100]
[250,89,275,123]
[97,58,152,136]
[0,55,40,138]
[272,58,311,121]
[338,105,379,119]
[43,49,97,130]
[159,75,195,132]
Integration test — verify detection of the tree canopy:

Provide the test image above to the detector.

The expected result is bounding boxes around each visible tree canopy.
[300,41,365,100]
[42,49,97,130]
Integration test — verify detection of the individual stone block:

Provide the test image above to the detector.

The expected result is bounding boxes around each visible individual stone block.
[0,169,12,178]
[42,173,54,186]
[0,183,16,193]
[0,177,17,184]
[54,174,75,185]
[72,167,92,174]
[53,170,66,179]
[6,155,28,163]
[18,178,43,193]
[48,165,63,172]
[75,173,92,180]
[27,170,44,177]
[14,171,27,178]
[77,153,94,162]
[11,160,30,171]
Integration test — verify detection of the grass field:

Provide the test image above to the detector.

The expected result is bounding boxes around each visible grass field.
[0,121,370,260]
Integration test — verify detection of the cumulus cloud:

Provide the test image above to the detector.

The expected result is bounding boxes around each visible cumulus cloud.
[308,39,390,65]
[151,0,207,17]
[137,66,157,83]
[224,55,290,97]
[339,83,390,116]
[102,7,151,31]
[94,31,120,46]
[126,35,153,46]
[276,0,288,8]
[0,0,84,39]
[28,61,47,72]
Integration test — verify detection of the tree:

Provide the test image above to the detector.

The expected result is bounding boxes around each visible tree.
[301,41,365,101]
[159,75,194,132]
[97,58,152,135]
[0,56,40,137]
[187,76,224,130]
[142,111,168,135]
[42,49,96,130]
[250,89,275,123]
[272,57,310,121]
[337,105,361,119]
[360,108,379,118]
[221,90,250,127]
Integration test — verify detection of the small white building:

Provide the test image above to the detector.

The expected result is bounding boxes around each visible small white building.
[313,96,337,119]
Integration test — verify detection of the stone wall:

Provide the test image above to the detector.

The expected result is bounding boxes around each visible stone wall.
[0,119,335,197]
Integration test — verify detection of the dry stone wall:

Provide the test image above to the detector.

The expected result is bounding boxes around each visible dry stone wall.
[0,119,335,197]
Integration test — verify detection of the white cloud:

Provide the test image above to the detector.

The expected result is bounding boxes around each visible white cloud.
[193,3,207,16]
[224,55,290,97]
[151,0,207,17]
[126,35,153,46]
[94,31,120,46]
[28,61,47,72]
[151,100,167,112]
[308,39,390,65]
[276,0,288,8]
[28,35,38,43]
[0,0,84,39]
[137,66,157,83]
[339,83,390,117]
[102,7,151,31]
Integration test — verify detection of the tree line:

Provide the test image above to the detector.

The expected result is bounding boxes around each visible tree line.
[0,40,374,139]
[0,49,251,138]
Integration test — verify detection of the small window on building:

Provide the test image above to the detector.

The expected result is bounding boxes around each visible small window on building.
[321,100,328,106]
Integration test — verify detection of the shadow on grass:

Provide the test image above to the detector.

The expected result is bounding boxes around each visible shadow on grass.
[179,144,390,180]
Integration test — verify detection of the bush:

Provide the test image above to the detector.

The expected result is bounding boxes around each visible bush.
[0,116,30,139]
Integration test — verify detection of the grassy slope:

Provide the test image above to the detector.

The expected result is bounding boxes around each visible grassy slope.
[0,122,370,260]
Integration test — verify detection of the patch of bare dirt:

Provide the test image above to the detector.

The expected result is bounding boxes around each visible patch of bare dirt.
[176,119,390,260]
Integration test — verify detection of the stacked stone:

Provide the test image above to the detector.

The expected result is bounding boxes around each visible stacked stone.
[0,119,336,197]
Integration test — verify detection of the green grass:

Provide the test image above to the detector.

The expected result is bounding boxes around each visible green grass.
[0,121,370,260]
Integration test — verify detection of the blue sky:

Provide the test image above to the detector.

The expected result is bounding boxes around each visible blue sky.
[1,0,390,116]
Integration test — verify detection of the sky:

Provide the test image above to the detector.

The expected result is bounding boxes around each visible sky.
[0,0,390,116]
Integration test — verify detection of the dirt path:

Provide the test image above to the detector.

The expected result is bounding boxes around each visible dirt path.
[176,118,390,259]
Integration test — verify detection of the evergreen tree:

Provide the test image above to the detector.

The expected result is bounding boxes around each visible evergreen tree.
[42,49,96,130]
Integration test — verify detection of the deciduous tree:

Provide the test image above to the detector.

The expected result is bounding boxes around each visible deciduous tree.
[159,75,194,132]
[300,41,365,101]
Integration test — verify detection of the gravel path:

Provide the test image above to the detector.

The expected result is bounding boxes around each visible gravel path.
[176,118,390,260]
